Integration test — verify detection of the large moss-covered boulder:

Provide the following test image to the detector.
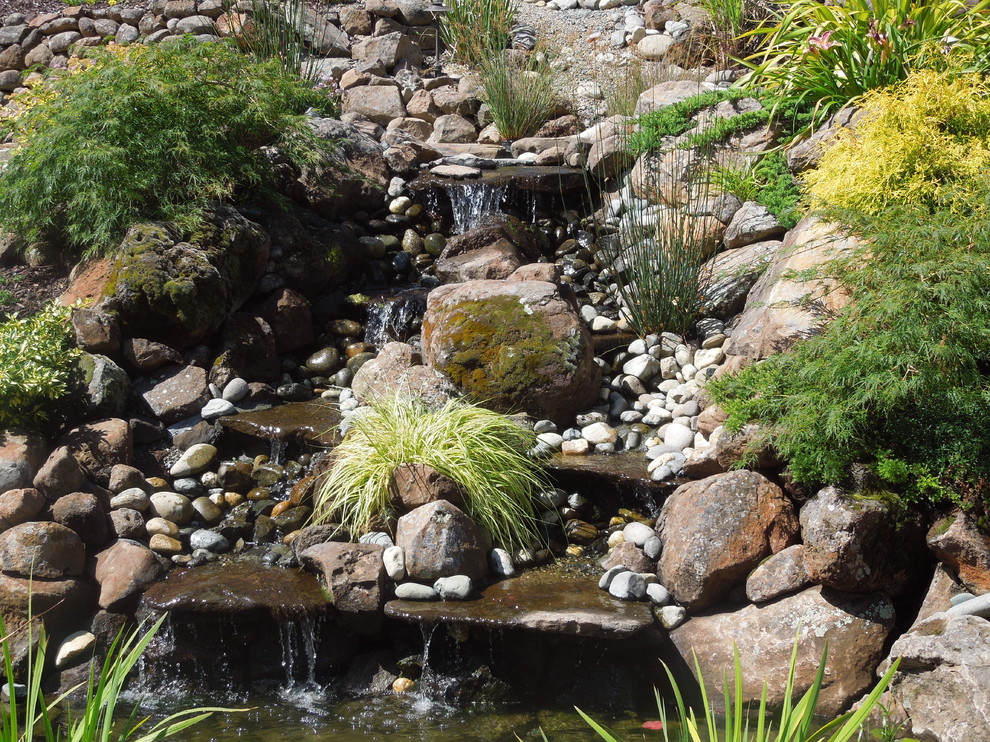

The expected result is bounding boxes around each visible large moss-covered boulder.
[95,205,270,351]
[421,280,600,424]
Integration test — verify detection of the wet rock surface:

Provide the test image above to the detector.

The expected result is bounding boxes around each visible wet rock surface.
[386,568,654,638]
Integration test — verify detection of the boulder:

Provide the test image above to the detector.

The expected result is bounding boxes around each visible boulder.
[723,201,786,249]
[251,287,315,353]
[387,463,464,511]
[428,114,478,144]
[745,544,810,603]
[209,314,280,387]
[723,217,859,363]
[58,418,132,486]
[121,338,183,372]
[341,85,407,126]
[800,486,929,596]
[878,613,990,742]
[91,206,269,351]
[300,541,385,633]
[294,118,389,220]
[0,428,46,492]
[635,80,715,116]
[422,280,601,426]
[0,521,86,579]
[434,238,524,282]
[913,563,966,626]
[69,307,120,354]
[928,511,990,594]
[350,31,421,68]
[656,470,799,610]
[0,488,45,534]
[602,541,654,573]
[701,240,782,319]
[77,352,130,418]
[133,365,210,425]
[93,539,168,611]
[32,446,86,501]
[395,500,488,581]
[670,586,895,717]
[51,492,109,548]
[350,342,457,406]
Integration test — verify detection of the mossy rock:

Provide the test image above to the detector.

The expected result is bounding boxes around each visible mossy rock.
[99,204,270,351]
[422,280,600,425]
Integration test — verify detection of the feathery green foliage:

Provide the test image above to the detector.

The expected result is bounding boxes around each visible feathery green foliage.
[0,39,335,258]
[0,302,79,429]
[739,0,990,129]
[711,68,990,509]
[440,0,516,65]
[1,611,233,742]
[480,51,561,140]
[578,642,901,742]
[313,395,548,552]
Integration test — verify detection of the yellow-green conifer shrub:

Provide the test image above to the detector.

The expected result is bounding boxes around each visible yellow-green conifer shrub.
[803,69,990,216]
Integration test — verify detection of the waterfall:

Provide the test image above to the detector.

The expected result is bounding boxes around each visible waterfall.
[364,289,428,349]
[448,182,509,234]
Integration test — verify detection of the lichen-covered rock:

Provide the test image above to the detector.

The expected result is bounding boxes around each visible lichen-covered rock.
[0,521,86,579]
[656,470,799,610]
[670,586,895,717]
[801,486,930,596]
[878,613,990,742]
[94,205,269,351]
[422,280,600,425]
[77,352,130,418]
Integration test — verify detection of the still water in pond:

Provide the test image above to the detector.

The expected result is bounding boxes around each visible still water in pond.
[134,690,661,741]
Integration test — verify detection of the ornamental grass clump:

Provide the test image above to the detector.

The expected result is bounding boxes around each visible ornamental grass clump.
[739,0,990,128]
[0,39,336,258]
[479,50,561,140]
[313,395,548,552]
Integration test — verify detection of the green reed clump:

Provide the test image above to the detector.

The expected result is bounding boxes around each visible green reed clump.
[440,0,516,65]
[480,51,561,140]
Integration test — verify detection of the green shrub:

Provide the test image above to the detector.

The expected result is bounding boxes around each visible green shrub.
[739,0,990,128]
[751,151,801,229]
[480,51,561,140]
[803,69,990,216]
[708,199,990,509]
[0,39,335,258]
[0,302,80,429]
[312,394,548,552]
[578,643,900,742]
[440,0,516,65]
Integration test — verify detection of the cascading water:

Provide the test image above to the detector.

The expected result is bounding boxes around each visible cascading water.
[363,289,428,349]
[446,182,510,234]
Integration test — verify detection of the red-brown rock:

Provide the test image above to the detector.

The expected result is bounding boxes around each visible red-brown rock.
[388,463,464,511]
[396,500,488,581]
[93,539,168,611]
[300,541,385,634]
[0,488,45,534]
[927,511,990,595]
[657,470,799,610]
